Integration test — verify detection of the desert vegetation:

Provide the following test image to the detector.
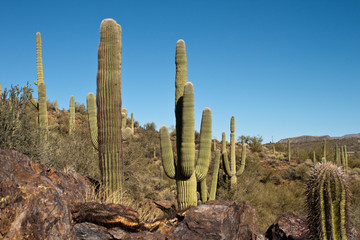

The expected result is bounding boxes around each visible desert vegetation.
[1,18,359,237]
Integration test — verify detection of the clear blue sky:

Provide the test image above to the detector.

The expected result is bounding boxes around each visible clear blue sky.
[1,0,359,143]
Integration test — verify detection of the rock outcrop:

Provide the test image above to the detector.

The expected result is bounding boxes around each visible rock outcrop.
[0,150,266,239]
[0,149,92,239]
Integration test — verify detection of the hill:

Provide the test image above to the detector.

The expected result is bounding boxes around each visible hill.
[278,133,360,143]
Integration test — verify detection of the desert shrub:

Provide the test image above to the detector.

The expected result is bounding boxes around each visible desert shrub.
[0,85,39,158]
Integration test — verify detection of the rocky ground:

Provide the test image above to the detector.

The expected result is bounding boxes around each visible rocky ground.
[0,149,358,240]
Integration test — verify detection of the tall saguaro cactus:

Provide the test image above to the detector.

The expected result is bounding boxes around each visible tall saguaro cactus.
[69,96,75,135]
[222,116,246,189]
[306,163,351,240]
[160,40,212,209]
[87,19,123,195]
[23,32,48,140]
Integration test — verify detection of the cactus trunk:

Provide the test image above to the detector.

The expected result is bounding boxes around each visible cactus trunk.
[96,19,123,194]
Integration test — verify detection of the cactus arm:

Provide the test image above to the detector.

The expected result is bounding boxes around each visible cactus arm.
[180,82,195,178]
[69,96,75,134]
[236,140,246,176]
[195,107,212,182]
[23,86,39,109]
[200,178,208,203]
[209,149,220,201]
[221,132,226,153]
[222,151,234,177]
[121,109,127,129]
[160,126,176,179]
[86,92,98,150]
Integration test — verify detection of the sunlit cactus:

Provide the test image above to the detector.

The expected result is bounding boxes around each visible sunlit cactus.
[160,40,212,209]
[222,116,246,189]
[287,139,291,161]
[23,32,48,140]
[306,163,351,240]
[86,19,123,195]
[69,96,75,135]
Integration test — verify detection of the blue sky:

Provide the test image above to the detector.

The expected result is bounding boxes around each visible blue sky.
[1,0,359,143]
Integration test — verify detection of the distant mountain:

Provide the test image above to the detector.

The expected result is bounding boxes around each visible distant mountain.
[278,134,360,143]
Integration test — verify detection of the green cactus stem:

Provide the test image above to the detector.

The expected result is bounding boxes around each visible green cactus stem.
[69,96,75,135]
[273,145,276,154]
[209,149,221,201]
[23,32,48,140]
[323,140,327,163]
[335,144,340,166]
[160,82,212,208]
[221,116,246,189]
[121,108,133,140]
[288,139,291,162]
[306,163,351,240]
[313,151,316,163]
[237,140,246,175]
[86,19,123,195]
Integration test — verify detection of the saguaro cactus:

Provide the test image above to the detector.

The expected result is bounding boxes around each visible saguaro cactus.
[209,147,221,201]
[323,140,327,163]
[69,96,75,135]
[160,40,212,209]
[306,163,351,240]
[121,108,133,140]
[87,19,123,194]
[222,116,246,189]
[287,139,291,161]
[23,32,48,140]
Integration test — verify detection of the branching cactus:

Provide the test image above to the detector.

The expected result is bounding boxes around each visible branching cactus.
[160,83,212,209]
[159,39,212,209]
[222,116,246,189]
[306,163,351,240]
[209,147,221,201]
[69,96,75,135]
[86,19,123,195]
[23,32,48,140]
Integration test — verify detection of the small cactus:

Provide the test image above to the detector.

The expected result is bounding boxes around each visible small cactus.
[288,139,291,161]
[323,140,327,163]
[69,96,75,135]
[221,116,246,189]
[306,163,351,240]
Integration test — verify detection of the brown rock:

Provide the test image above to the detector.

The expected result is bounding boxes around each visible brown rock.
[265,212,310,240]
[0,150,92,239]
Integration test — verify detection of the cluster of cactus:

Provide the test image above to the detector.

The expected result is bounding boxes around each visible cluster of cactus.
[160,40,212,209]
[221,116,246,189]
[199,140,221,202]
[69,96,75,135]
[306,163,351,240]
[335,145,349,172]
[121,108,134,140]
[86,19,123,195]
[23,32,48,141]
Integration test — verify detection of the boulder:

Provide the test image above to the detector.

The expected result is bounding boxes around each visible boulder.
[0,150,92,239]
[265,212,310,240]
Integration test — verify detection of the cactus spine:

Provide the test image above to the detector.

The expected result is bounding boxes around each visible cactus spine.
[69,96,75,135]
[87,19,123,194]
[160,40,212,209]
[306,163,350,240]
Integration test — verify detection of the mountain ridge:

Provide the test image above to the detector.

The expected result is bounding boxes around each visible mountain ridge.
[278,133,360,143]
